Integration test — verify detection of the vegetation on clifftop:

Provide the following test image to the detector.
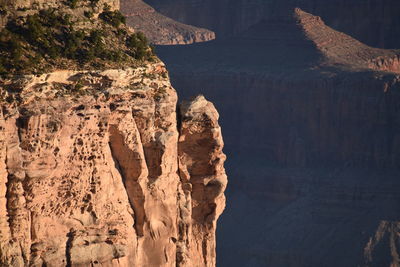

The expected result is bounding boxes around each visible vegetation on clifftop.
[0,1,156,76]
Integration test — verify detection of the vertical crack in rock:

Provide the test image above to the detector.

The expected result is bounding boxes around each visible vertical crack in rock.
[134,111,163,182]
[0,108,11,265]
[109,123,147,237]
[177,95,227,267]
[1,112,31,266]
[0,65,227,266]
[65,229,75,267]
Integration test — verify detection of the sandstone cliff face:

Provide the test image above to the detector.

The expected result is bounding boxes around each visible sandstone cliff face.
[120,0,215,45]
[177,96,227,266]
[0,63,226,266]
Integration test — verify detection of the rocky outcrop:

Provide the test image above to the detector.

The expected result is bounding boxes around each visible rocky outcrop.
[120,0,215,45]
[3,0,119,12]
[177,96,227,267]
[0,63,226,266]
[294,8,400,73]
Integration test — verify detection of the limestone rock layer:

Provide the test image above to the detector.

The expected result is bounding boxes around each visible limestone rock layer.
[0,63,226,266]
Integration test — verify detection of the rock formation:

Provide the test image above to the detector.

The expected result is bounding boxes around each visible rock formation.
[177,96,227,267]
[294,8,400,73]
[0,63,227,267]
[3,0,119,11]
[120,0,215,45]
[0,0,227,266]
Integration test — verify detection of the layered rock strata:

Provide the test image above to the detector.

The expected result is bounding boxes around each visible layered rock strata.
[156,8,400,169]
[0,63,226,266]
[145,0,400,49]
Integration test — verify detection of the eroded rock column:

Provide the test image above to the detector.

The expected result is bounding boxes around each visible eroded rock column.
[178,95,227,267]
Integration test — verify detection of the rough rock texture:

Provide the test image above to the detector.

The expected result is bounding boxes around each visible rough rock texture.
[294,8,400,72]
[0,63,226,266]
[153,7,400,267]
[145,0,400,49]
[177,96,227,267]
[5,0,119,11]
[120,0,215,45]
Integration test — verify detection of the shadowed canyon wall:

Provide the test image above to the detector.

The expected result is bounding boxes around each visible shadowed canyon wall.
[145,0,400,49]
[148,4,400,267]
[165,71,400,169]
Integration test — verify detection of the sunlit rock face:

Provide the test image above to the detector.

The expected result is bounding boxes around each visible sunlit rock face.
[5,0,119,10]
[0,63,227,266]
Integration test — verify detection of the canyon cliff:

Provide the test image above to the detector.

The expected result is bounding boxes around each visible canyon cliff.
[0,63,227,267]
[0,1,227,266]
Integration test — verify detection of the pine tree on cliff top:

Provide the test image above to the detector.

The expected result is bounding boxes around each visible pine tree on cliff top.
[0,0,155,76]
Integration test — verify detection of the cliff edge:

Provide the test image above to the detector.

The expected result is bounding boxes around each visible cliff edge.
[0,1,227,266]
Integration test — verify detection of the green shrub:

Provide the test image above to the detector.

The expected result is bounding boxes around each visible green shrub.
[99,10,126,28]
[66,0,79,9]
[84,10,93,19]
[117,28,127,37]
[9,38,22,60]
[0,63,6,75]
[88,29,105,56]
[0,3,7,15]
[26,14,46,42]
[0,5,155,75]
[89,0,100,6]
[79,48,95,63]
[126,32,152,60]
[64,30,85,58]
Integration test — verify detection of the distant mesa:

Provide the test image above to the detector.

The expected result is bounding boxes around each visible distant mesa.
[156,7,400,75]
[294,8,400,74]
[120,0,215,45]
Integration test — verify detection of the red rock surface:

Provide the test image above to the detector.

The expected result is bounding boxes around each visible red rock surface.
[0,64,227,266]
